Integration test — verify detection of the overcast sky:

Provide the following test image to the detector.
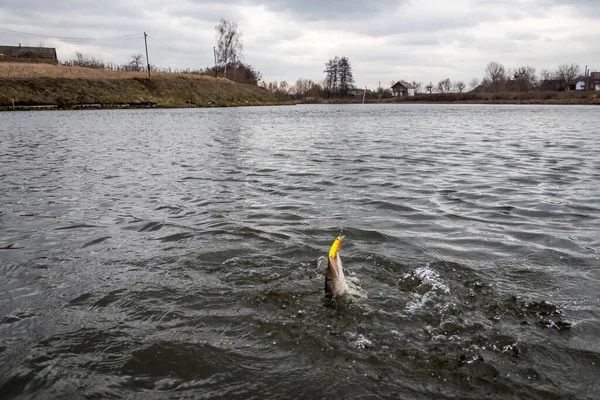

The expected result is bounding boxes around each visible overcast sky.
[0,0,598,89]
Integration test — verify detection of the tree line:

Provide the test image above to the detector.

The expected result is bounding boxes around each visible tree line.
[260,56,358,99]
[411,62,588,95]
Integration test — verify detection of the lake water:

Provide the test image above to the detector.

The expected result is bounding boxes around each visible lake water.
[1,104,599,399]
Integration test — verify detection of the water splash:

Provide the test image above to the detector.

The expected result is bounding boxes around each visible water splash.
[402,264,450,294]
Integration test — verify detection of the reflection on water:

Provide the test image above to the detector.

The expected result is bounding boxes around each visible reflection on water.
[1,104,599,399]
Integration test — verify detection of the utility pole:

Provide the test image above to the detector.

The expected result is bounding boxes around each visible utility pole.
[213,47,218,78]
[233,55,237,82]
[144,32,150,79]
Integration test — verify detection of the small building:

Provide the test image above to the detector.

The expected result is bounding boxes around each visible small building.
[539,79,568,91]
[592,72,600,91]
[471,84,488,93]
[575,80,586,91]
[0,44,58,64]
[391,81,415,97]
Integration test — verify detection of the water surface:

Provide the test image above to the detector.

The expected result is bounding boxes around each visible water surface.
[1,104,599,399]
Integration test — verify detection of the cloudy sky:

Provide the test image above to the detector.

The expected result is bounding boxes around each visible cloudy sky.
[0,0,598,89]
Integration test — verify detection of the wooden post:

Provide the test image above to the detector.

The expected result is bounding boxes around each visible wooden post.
[213,47,217,77]
[233,55,237,82]
[585,65,589,91]
[144,32,151,79]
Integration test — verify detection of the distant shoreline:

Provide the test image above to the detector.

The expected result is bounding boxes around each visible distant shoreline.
[3,98,597,112]
[297,91,599,106]
[0,101,293,112]
[1,62,598,111]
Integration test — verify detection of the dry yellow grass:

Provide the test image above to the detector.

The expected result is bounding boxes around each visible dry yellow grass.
[0,62,215,80]
[0,62,284,108]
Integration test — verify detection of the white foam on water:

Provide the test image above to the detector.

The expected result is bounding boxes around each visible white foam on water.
[347,270,361,285]
[409,264,450,294]
[222,257,240,265]
[403,265,453,315]
[354,334,373,349]
[405,291,436,315]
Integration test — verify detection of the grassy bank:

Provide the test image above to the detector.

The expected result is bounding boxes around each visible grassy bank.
[0,63,285,110]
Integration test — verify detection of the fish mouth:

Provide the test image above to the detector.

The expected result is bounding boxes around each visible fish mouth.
[325,252,347,297]
[327,255,341,278]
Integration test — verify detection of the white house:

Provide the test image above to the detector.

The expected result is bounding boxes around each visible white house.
[576,80,586,91]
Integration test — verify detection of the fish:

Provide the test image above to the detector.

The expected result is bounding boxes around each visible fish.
[324,236,348,297]
[318,236,367,300]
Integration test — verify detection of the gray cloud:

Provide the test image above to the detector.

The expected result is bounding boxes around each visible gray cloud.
[214,0,405,21]
[506,32,540,42]
[0,0,598,89]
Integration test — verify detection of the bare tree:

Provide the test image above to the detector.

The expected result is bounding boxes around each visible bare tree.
[425,82,434,94]
[129,53,144,72]
[295,78,306,98]
[444,79,452,93]
[279,80,289,95]
[215,19,243,76]
[485,61,506,82]
[437,78,452,93]
[411,81,422,94]
[469,78,480,91]
[537,69,554,88]
[305,80,322,98]
[512,66,536,91]
[556,63,580,84]
[454,81,466,93]
[294,78,320,99]
[485,61,507,92]
[266,80,278,93]
[539,69,553,80]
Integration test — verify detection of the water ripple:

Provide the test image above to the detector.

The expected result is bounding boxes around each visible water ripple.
[1,104,599,399]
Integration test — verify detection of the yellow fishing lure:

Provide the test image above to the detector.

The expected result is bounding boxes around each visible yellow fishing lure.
[329,236,342,259]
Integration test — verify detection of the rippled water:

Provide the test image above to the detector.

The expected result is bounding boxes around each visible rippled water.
[1,104,599,399]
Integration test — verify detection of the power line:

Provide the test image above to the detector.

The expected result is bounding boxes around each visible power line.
[146,35,212,55]
[0,28,212,55]
[0,28,142,42]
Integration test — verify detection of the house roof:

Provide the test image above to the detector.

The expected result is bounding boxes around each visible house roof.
[391,81,414,90]
[591,72,600,80]
[471,84,487,92]
[0,45,57,60]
